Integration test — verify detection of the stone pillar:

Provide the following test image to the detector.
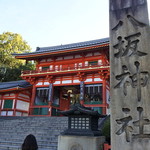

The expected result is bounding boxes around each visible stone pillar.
[109,0,150,150]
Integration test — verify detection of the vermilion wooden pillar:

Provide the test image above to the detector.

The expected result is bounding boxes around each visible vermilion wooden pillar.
[29,84,36,115]
[13,92,18,116]
[0,94,4,115]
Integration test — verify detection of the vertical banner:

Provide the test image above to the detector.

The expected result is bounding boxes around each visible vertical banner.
[80,81,85,101]
[109,0,150,149]
[48,83,53,102]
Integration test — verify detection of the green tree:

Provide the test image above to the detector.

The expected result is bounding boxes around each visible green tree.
[0,32,34,82]
[101,116,111,144]
[2,62,35,82]
[0,32,31,68]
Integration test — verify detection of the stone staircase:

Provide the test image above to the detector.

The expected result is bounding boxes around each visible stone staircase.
[0,116,68,150]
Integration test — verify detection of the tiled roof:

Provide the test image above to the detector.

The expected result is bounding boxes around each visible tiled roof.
[36,38,109,52]
[0,80,31,91]
[14,38,109,56]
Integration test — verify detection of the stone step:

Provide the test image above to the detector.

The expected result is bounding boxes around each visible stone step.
[0,136,58,142]
[0,144,56,150]
[0,116,68,150]
[0,140,58,147]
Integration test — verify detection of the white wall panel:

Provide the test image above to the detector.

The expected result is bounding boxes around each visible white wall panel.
[18,94,30,99]
[54,81,61,84]
[7,111,13,116]
[85,79,92,82]
[94,78,102,81]
[73,80,80,83]
[1,111,6,116]
[16,111,22,116]
[62,80,72,84]
[44,82,49,85]
[64,55,73,59]
[16,100,29,111]
[36,82,42,85]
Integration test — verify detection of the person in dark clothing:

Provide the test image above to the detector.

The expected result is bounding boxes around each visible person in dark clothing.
[22,134,38,150]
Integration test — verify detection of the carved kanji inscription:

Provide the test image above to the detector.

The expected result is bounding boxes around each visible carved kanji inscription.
[114,62,149,101]
[113,33,147,58]
[133,107,150,138]
[116,108,133,142]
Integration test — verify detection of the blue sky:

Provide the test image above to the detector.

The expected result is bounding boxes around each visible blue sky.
[0,0,150,50]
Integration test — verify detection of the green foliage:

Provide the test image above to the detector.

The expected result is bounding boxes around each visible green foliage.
[0,67,7,81]
[0,32,31,68]
[2,67,21,82]
[0,32,35,82]
[1,62,35,82]
[101,116,111,144]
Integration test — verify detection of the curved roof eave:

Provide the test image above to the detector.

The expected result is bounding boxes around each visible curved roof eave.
[0,80,32,92]
[13,38,109,60]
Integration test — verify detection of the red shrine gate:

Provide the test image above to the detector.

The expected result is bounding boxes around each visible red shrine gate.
[14,38,110,116]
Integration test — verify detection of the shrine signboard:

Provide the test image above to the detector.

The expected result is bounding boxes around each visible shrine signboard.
[109,0,150,149]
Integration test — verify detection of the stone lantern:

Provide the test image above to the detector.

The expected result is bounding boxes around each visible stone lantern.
[59,103,106,136]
